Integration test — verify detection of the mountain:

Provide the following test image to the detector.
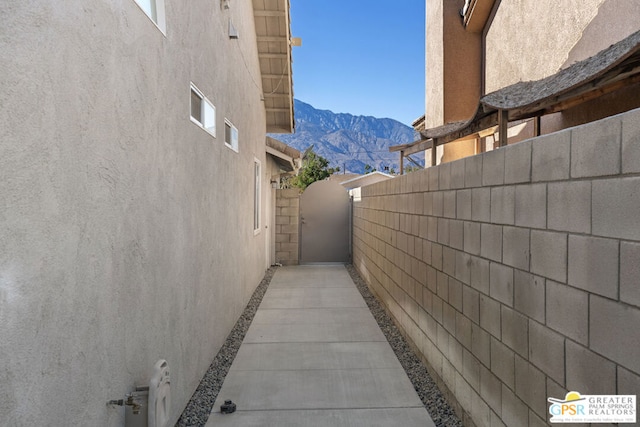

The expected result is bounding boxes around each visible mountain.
[270,99,421,174]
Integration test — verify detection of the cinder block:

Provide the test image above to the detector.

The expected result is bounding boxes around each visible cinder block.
[593,177,640,240]
[439,162,452,190]
[490,186,515,225]
[463,285,480,324]
[482,149,505,186]
[442,246,455,276]
[491,338,515,388]
[426,264,437,293]
[529,320,565,385]
[451,158,466,189]
[481,224,503,262]
[280,207,298,217]
[465,154,483,188]
[455,251,471,285]
[502,226,530,271]
[547,181,591,234]
[515,184,546,229]
[590,295,640,374]
[281,224,299,234]
[532,129,571,182]
[622,107,640,173]
[432,243,443,270]
[480,364,502,414]
[513,270,545,323]
[472,187,491,222]
[423,192,433,215]
[443,190,457,218]
[464,221,481,255]
[418,216,428,239]
[566,340,616,395]
[433,295,443,324]
[530,230,567,283]
[568,235,618,299]
[428,166,440,191]
[276,215,290,225]
[470,256,490,295]
[571,114,621,178]
[450,220,464,250]
[276,197,290,207]
[504,139,532,184]
[455,370,472,411]
[457,189,472,220]
[501,385,528,427]
[621,242,640,307]
[443,302,456,334]
[456,311,472,349]
[618,365,640,397]
[432,191,444,217]
[529,411,548,427]
[490,262,513,307]
[501,305,528,357]
[546,379,568,411]
[449,277,463,311]
[515,356,547,418]
[427,216,438,242]
[437,270,449,301]
[480,295,501,339]
[471,322,491,367]
[463,348,481,391]
[438,218,450,245]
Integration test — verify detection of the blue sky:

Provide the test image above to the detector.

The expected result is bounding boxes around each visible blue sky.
[289,0,426,127]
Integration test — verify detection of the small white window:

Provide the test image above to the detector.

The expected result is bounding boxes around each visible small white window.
[133,0,166,33]
[224,119,239,152]
[253,159,261,233]
[190,84,216,137]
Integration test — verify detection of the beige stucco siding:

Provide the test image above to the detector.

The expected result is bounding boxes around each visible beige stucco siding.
[425,0,445,128]
[0,1,276,425]
[484,0,639,93]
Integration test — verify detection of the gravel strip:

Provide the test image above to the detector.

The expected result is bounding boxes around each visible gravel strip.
[345,264,463,427]
[175,266,277,427]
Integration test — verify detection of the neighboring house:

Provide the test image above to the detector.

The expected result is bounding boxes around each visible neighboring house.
[412,0,640,166]
[0,0,294,425]
[339,171,395,201]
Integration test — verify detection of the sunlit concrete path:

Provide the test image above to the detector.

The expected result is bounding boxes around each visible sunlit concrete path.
[205,264,436,427]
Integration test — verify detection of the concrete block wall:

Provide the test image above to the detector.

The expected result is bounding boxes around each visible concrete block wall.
[276,188,300,265]
[353,107,640,426]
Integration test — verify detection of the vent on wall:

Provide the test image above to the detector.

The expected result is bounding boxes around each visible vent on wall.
[229,19,239,39]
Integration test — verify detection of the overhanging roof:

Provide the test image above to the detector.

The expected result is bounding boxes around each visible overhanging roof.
[392,29,640,152]
[266,136,300,172]
[253,0,295,134]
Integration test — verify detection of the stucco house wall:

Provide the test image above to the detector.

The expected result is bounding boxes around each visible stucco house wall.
[353,108,640,426]
[424,0,640,165]
[0,0,279,425]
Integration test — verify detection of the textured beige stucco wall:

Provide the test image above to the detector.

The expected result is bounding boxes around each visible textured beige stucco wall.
[0,0,272,425]
[485,0,609,93]
[425,0,445,129]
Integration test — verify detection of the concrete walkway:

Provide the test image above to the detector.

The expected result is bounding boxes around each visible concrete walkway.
[206,264,436,427]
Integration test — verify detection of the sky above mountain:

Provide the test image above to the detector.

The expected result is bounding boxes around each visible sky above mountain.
[289,0,426,127]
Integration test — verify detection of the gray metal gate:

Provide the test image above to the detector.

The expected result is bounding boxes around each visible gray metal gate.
[299,180,351,263]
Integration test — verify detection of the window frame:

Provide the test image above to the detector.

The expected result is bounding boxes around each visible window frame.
[190,83,216,138]
[224,119,239,152]
[133,0,166,34]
